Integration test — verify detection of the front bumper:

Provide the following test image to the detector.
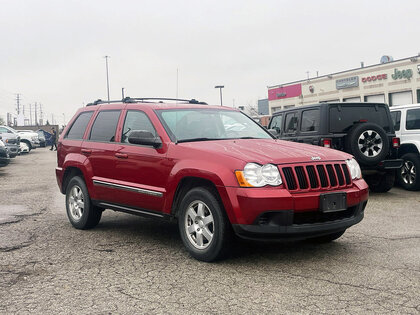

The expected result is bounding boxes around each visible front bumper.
[232,201,366,241]
[0,148,10,167]
[222,179,369,241]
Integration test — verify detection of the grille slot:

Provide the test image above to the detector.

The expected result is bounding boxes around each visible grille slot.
[326,164,337,186]
[283,167,296,190]
[306,165,319,188]
[295,166,308,189]
[342,164,351,185]
[334,164,345,186]
[316,165,328,187]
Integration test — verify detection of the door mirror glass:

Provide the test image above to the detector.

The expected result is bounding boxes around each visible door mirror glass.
[128,130,162,148]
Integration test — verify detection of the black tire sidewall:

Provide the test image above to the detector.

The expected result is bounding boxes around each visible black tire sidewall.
[346,123,389,166]
[178,187,231,262]
[65,176,93,229]
[398,153,420,191]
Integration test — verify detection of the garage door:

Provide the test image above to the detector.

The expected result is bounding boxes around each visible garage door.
[365,94,385,103]
[343,97,361,102]
[390,91,413,106]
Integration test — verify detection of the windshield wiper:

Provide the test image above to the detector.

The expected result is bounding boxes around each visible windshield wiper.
[177,137,220,143]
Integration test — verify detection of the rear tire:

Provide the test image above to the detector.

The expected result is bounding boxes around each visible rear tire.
[309,230,346,243]
[398,153,420,191]
[178,187,233,262]
[365,170,395,193]
[66,176,102,229]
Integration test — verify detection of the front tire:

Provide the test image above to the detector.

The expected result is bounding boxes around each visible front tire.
[178,187,232,262]
[66,176,102,229]
[398,153,420,191]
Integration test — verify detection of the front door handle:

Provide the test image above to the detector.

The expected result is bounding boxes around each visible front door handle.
[81,149,92,155]
[115,153,128,159]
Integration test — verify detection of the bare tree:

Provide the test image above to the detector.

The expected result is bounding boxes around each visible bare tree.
[0,116,5,126]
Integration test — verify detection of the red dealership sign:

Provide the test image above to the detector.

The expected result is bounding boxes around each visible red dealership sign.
[362,74,387,83]
[268,83,302,100]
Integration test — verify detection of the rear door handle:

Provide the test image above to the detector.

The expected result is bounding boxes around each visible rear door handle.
[81,149,92,155]
[115,153,128,159]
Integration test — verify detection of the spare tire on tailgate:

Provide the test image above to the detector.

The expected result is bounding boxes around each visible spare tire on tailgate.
[345,122,389,166]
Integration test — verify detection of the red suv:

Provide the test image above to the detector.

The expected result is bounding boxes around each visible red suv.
[56,98,369,261]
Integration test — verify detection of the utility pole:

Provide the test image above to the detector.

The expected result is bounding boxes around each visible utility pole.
[104,55,110,101]
[51,114,54,125]
[29,104,33,125]
[215,85,224,106]
[15,94,21,114]
[40,104,43,124]
[34,102,38,126]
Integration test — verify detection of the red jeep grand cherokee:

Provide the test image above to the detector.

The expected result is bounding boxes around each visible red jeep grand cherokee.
[56,98,368,261]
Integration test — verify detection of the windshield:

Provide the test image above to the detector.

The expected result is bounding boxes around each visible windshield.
[157,109,272,142]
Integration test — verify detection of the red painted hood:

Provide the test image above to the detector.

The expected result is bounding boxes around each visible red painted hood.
[180,139,352,165]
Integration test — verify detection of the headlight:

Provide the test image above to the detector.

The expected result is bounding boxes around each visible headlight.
[346,158,362,180]
[235,163,282,187]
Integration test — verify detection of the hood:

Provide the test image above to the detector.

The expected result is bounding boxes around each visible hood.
[180,139,352,165]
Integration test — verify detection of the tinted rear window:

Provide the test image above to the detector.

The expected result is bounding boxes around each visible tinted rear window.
[65,111,94,140]
[89,110,121,142]
[329,105,390,132]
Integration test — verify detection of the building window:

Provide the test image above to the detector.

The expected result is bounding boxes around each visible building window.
[272,106,282,113]
[389,91,413,106]
[364,94,385,103]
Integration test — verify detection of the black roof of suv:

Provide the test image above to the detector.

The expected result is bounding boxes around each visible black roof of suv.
[268,102,403,192]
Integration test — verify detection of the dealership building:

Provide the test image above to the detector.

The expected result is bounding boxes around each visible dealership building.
[266,55,420,114]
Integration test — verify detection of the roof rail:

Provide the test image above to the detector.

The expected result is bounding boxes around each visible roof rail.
[86,97,207,106]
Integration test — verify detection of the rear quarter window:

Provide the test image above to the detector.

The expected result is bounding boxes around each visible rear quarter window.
[65,111,94,140]
[390,111,401,131]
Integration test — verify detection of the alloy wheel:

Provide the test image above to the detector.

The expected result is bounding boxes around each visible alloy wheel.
[358,130,383,157]
[184,200,214,249]
[68,185,85,222]
[401,160,416,185]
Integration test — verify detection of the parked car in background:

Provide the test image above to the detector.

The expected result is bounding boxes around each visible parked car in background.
[0,131,20,158]
[268,102,402,192]
[0,126,38,151]
[17,130,40,149]
[19,141,30,154]
[56,98,368,262]
[0,139,10,167]
[390,104,420,190]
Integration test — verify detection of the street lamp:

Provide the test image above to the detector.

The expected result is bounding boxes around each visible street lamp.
[215,85,224,106]
[104,55,111,101]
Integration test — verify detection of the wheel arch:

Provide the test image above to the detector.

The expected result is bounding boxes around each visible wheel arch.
[399,143,420,156]
[61,166,86,194]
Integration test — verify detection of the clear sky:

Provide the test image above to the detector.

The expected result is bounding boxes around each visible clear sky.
[0,0,419,125]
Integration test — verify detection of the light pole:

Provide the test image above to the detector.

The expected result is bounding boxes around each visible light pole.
[215,85,224,106]
[104,55,110,101]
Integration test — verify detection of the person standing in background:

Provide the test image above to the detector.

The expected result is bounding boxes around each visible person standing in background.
[50,127,57,151]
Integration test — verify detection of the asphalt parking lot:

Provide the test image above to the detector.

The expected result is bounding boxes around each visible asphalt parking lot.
[0,149,419,314]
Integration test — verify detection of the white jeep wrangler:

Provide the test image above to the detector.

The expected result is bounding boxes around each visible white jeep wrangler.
[390,104,420,190]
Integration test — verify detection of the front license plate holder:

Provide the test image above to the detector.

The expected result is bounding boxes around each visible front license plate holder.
[319,192,347,213]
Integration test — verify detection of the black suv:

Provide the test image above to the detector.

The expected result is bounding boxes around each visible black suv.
[267,102,402,192]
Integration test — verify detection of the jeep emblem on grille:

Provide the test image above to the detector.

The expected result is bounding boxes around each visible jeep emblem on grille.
[311,156,321,160]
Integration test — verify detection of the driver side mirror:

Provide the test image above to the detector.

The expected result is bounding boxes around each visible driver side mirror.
[128,130,162,148]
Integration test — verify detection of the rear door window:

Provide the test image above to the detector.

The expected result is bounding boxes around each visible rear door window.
[406,109,420,130]
[329,105,390,132]
[390,111,401,131]
[284,112,298,134]
[301,109,320,132]
[89,110,121,142]
[65,111,94,140]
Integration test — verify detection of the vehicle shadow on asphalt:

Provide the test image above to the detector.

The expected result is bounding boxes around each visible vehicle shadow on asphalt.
[92,212,352,263]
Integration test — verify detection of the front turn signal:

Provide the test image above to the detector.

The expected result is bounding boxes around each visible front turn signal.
[235,171,253,187]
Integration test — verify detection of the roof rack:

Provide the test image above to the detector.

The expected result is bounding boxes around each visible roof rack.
[86,97,207,106]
